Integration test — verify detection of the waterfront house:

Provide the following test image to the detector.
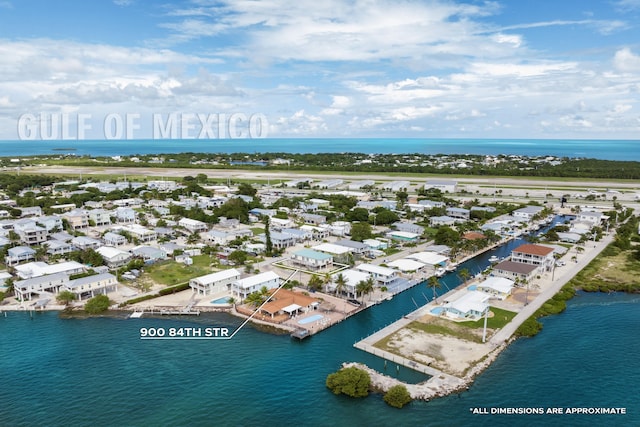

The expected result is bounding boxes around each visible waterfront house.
[64,273,118,300]
[5,246,36,266]
[14,272,68,302]
[259,288,320,319]
[232,271,281,300]
[190,268,241,296]
[328,268,371,298]
[492,260,538,283]
[512,206,544,221]
[387,258,427,274]
[476,277,514,300]
[291,249,333,270]
[576,211,604,226]
[14,261,84,280]
[510,243,555,272]
[406,252,449,269]
[354,263,397,286]
[442,290,490,320]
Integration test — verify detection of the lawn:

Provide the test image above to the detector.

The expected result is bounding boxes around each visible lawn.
[144,254,214,285]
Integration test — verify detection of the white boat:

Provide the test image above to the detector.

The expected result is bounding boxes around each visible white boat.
[435,267,446,277]
[488,255,499,263]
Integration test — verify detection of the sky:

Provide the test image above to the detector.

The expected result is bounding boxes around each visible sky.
[1,0,640,140]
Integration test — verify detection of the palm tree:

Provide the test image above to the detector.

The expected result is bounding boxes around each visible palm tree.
[355,280,367,304]
[428,276,442,303]
[334,273,347,297]
[363,277,375,301]
[458,268,471,283]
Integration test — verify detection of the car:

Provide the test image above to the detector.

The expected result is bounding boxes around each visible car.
[556,260,566,267]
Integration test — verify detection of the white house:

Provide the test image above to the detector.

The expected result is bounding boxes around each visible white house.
[5,246,36,266]
[14,261,85,279]
[442,290,490,320]
[510,243,555,272]
[103,232,127,246]
[328,268,371,298]
[64,273,118,300]
[88,209,112,226]
[354,263,397,286]
[476,277,514,300]
[232,271,281,300]
[189,268,241,296]
[512,206,544,221]
[178,218,208,233]
[14,272,69,302]
[291,249,333,270]
[96,246,132,267]
[576,211,604,226]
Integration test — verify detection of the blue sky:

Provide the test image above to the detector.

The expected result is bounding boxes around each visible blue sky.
[1,0,640,139]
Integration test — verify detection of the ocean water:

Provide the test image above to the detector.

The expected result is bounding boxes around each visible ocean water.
[0,138,639,160]
[1,291,637,427]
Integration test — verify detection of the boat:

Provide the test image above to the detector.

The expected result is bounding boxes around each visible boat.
[488,255,499,263]
[435,267,446,277]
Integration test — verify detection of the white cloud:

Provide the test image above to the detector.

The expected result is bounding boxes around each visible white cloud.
[613,47,640,72]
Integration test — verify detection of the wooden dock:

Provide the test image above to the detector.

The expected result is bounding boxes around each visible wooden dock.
[291,328,311,340]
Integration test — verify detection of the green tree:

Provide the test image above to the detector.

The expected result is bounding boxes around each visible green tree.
[307,275,324,292]
[325,366,370,398]
[237,182,257,197]
[383,384,413,408]
[56,290,76,306]
[350,222,372,242]
[334,273,347,297]
[84,294,111,314]
[264,216,273,256]
[374,209,399,225]
[458,268,471,283]
[228,250,248,265]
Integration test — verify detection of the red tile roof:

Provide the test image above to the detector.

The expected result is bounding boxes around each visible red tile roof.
[513,244,554,256]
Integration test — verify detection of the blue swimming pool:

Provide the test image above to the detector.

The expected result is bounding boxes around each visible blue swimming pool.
[430,307,443,315]
[467,285,477,291]
[210,296,232,304]
[298,314,323,325]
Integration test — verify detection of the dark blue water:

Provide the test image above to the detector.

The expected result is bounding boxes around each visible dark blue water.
[0,138,638,160]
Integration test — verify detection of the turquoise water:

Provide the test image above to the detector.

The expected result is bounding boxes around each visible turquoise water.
[0,138,639,160]
[210,296,231,304]
[1,291,637,426]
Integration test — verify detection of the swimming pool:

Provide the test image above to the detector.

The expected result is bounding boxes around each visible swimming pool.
[467,285,477,291]
[298,314,323,325]
[430,307,443,315]
[210,296,232,304]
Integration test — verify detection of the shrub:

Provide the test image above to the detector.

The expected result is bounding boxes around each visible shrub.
[383,385,412,408]
[326,367,370,398]
[84,294,111,314]
[516,317,543,337]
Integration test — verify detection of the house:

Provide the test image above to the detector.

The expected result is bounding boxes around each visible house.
[328,268,371,298]
[393,222,424,235]
[190,268,242,296]
[387,258,427,274]
[62,209,89,229]
[205,230,236,246]
[16,224,47,245]
[386,230,419,243]
[115,207,136,223]
[512,206,544,221]
[354,263,397,286]
[442,290,490,320]
[299,225,329,240]
[476,277,514,300]
[576,211,604,226]
[300,213,327,225]
[462,231,486,241]
[14,272,68,302]
[130,246,166,263]
[103,232,128,246]
[5,246,36,266]
[121,224,157,242]
[510,244,555,272]
[363,238,388,250]
[88,209,112,226]
[71,236,102,250]
[492,260,538,283]
[308,198,330,208]
[424,180,457,193]
[328,221,351,237]
[335,239,369,256]
[64,273,118,300]
[430,215,456,226]
[178,218,208,233]
[45,240,75,256]
[446,207,470,220]
[313,242,352,263]
[291,249,333,270]
[280,228,312,242]
[406,252,449,268]
[259,288,320,319]
[260,231,295,249]
[232,271,281,300]
[96,246,132,268]
[36,215,63,232]
[50,231,74,242]
[14,261,84,279]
